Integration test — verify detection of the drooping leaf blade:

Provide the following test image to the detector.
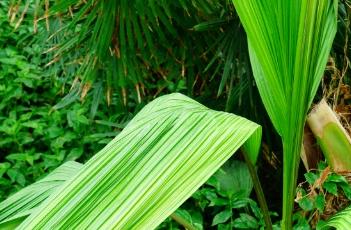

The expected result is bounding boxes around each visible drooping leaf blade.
[18,93,261,229]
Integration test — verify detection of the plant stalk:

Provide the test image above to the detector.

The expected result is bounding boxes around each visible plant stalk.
[242,150,273,230]
[170,213,197,230]
[281,134,303,230]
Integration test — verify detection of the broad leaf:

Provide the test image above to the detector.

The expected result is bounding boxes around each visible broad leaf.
[231,0,338,228]
[18,93,261,229]
[209,160,253,199]
[212,209,232,226]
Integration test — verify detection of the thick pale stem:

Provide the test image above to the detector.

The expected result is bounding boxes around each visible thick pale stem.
[307,99,351,171]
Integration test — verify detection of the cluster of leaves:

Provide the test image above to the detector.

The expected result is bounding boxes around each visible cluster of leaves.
[159,160,280,230]
[294,162,351,229]
[0,3,132,201]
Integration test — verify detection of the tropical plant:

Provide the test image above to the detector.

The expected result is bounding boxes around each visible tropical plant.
[3,0,351,229]
[231,0,338,229]
[1,93,262,229]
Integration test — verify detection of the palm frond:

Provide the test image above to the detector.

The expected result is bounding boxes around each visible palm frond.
[9,0,251,111]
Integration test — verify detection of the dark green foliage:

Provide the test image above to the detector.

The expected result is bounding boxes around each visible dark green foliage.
[159,160,280,229]
[294,162,351,229]
[0,3,131,201]
[8,0,260,115]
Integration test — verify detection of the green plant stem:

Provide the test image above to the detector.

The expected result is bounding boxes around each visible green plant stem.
[242,150,273,230]
[281,134,303,230]
[229,199,233,230]
[170,213,197,230]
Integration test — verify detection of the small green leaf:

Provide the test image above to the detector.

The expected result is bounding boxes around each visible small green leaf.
[208,197,229,207]
[316,220,327,230]
[232,213,259,229]
[21,121,40,129]
[231,198,251,209]
[201,188,218,205]
[218,224,231,230]
[212,209,232,226]
[25,154,35,166]
[46,126,64,139]
[249,199,263,219]
[7,168,26,186]
[293,212,311,230]
[339,183,351,200]
[323,182,338,195]
[6,153,27,162]
[66,148,84,161]
[298,196,314,211]
[174,209,193,225]
[315,194,325,212]
[326,174,348,184]
[210,160,253,199]
[0,163,11,178]
[304,172,318,185]
[317,162,328,171]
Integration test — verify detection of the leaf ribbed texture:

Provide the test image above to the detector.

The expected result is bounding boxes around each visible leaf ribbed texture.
[317,206,351,230]
[17,93,261,229]
[231,0,338,229]
[0,161,82,228]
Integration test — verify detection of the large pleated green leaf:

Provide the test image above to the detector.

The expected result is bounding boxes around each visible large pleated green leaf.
[317,206,351,230]
[17,93,261,229]
[231,0,338,229]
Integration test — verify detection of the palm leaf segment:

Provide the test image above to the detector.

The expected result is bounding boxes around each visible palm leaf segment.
[231,0,338,229]
[15,93,261,229]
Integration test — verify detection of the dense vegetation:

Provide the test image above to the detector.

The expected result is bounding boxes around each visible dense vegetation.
[0,0,350,229]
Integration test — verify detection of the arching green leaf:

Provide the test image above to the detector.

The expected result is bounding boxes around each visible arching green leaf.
[17,93,261,229]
